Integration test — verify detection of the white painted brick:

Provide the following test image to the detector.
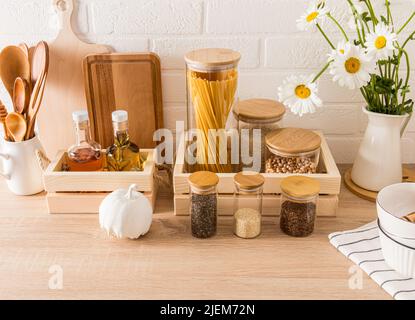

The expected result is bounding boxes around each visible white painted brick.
[282,104,360,135]
[163,104,186,131]
[90,0,203,35]
[326,136,361,164]
[162,73,186,103]
[0,0,52,35]
[206,0,305,34]
[265,36,341,69]
[152,38,260,70]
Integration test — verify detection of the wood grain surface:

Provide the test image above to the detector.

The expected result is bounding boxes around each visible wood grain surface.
[83,53,164,149]
[0,165,390,299]
[37,0,111,158]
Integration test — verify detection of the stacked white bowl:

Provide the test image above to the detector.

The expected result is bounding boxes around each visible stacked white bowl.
[377,183,415,278]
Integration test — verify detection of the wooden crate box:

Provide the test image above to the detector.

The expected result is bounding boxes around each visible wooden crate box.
[173,132,341,217]
[44,149,157,214]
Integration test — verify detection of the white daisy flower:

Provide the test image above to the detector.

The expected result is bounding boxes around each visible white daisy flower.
[328,40,350,61]
[329,43,376,90]
[365,22,397,60]
[297,1,329,31]
[278,75,323,117]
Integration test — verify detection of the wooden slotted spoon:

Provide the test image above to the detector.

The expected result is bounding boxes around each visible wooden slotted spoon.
[0,46,30,99]
[0,101,9,141]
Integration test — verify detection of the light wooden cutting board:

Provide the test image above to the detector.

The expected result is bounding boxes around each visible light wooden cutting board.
[83,53,164,149]
[37,0,111,158]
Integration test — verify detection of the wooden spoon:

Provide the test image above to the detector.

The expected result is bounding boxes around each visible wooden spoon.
[0,46,30,99]
[30,41,49,90]
[18,43,29,57]
[26,41,49,140]
[13,77,30,114]
[0,100,10,141]
[5,112,27,142]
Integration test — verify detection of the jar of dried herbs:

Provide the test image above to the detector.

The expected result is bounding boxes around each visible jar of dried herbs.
[233,171,264,239]
[188,171,219,238]
[280,176,320,237]
[233,99,285,172]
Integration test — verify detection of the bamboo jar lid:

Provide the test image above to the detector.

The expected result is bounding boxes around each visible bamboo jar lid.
[188,171,219,190]
[280,176,320,199]
[185,48,241,70]
[265,128,321,154]
[234,171,265,190]
[233,99,286,122]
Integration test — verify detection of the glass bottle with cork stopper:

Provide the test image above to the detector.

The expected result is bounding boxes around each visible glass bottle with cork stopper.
[265,128,321,174]
[280,176,320,237]
[67,110,102,172]
[233,99,286,172]
[233,171,265,239]
[106,110,144,172]
[188,171,219,238]
[185,48,241,173]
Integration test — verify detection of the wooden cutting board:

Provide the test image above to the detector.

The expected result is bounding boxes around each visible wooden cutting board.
[83,53,164,149]
[37,0,111,158]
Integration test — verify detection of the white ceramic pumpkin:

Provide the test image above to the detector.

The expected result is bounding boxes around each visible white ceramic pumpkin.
[99,184,153,239]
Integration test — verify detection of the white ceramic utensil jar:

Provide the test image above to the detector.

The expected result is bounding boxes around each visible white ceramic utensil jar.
[0,135,45,195]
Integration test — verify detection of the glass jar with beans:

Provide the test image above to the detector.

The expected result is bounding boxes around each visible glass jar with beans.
[188,171,219,239]
[265,128,321,174]
[280,176,320,237]
[233,99,285,172]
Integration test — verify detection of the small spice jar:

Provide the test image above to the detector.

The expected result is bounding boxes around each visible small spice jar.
[265,128,321,174]
[233,171,265,239]
[188,171,219,238]
[280,176,320,237]
[233,99,285,172]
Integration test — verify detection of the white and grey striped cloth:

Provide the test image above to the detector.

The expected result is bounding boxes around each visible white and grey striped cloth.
[329,221,415,300]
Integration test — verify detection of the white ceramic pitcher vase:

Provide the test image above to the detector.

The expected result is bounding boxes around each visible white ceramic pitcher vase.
[351,106,410,192]
[0,135,45,196]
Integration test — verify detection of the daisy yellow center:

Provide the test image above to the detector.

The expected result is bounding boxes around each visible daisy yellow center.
[295,85,311,99]
[339,49,345,54]
[375,36,387,49]
[306,11,319,22]
[345,57,361,74]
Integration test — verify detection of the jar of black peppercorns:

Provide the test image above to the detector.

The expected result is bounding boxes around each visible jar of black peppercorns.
[188,171,219,239]
[280,176,320,237]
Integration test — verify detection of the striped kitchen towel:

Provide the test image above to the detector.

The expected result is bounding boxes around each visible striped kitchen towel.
[329,221,415,300]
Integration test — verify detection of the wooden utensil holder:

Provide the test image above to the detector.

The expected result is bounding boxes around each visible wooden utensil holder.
[44,149,158,214]
[173,131,341,217]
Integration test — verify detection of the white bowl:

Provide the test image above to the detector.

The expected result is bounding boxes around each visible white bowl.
[378,220,415,278]
[382,225,415,248]
[377,183,415,240]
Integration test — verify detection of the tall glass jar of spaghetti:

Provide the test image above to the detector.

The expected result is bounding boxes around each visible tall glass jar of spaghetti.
[185,48,240,174]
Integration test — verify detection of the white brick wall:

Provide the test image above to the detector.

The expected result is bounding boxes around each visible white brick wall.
[1,0,415,163]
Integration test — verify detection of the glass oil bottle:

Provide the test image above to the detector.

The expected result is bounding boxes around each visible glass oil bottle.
[67,111,102,172]
[106,110,144,172]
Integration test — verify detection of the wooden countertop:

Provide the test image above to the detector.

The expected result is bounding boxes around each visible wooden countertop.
[0,166,390,300]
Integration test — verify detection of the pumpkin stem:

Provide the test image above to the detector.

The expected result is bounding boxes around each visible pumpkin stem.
[126,184,138,200]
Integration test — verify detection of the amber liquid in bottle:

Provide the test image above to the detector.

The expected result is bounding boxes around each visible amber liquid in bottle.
[106,111,144,172]
[67,113,102,172]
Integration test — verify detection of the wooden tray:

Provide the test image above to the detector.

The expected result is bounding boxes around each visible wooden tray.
[44,149,157,214]
[83,53,164,149]
[173,131,341,217]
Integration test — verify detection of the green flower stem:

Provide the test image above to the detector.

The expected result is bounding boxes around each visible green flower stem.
[316,23,335,49]
[402,30,415,49]
[398,12,415,35]
[385,0,394,28]
[312,60,333,83]
[327,13,349,41]
[364,0,377,27]
[346,0,366,46]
